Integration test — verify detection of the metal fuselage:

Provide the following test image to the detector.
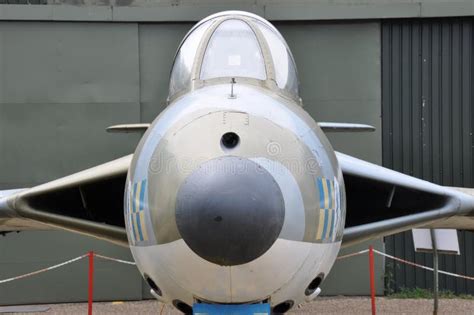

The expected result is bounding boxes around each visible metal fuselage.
[124,11,346,311]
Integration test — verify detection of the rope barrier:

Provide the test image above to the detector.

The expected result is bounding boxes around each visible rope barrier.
[2,248,474,285]
[373,249,474,281]
[0,254,88,284]
[336,248,474,282]
[93,253,136,266]
[0,253,135,285]
[336,249,369,260]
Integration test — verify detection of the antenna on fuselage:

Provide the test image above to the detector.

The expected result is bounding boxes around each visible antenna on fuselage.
[228,78,237,99]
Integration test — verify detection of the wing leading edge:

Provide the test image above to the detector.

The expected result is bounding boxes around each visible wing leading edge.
[0,155,132,246]
[338,152,474,248]
[4,151,473,248]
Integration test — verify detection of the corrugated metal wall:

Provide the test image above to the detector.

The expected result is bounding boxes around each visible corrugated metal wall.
[382,18,474,294]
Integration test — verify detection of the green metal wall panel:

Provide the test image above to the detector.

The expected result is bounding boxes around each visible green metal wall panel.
[138,23,192,122]
[0,0,47,4]
[0,232,143,304]
[277,21,384,295]
[382,18,474,294]
[279,21,382,162]
[0,22,139,104]
[0,102,140,186]
[0,21,142,305]
[2,1,474,22]
[0,19,382,303]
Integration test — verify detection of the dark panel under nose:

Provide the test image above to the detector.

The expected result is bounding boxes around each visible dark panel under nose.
[176,156,285,266]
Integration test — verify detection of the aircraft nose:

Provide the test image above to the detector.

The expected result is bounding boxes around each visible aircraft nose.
[175,156,285,266]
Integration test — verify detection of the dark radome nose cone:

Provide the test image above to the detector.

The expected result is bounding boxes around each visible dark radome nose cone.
[176,156,285,266]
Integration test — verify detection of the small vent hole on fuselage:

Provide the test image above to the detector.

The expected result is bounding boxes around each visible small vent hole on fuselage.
[272,300,294,314]
[173,300,193,314]
[221,132,240,150]
[144,274,162,296]
[305,273,324,296]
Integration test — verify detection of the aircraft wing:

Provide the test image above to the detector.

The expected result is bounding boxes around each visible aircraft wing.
[0,155,131,246]
[339,152,474,248]
[4,150,473,249]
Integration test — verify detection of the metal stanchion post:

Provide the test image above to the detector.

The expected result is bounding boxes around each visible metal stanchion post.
[430,229,439,315]
[369,245,376,315]
[88,251,94,315]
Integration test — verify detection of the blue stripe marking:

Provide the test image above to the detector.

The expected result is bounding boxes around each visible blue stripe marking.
[327,179,332,209]
[139,180,147,211]
[135,212,144,241]
[193,303,271,314]
[130,183,137,241]
[125,183,130,216]
[132,183,137,213]
[322,208,329,239]
[329,209,334,239]
[317,178,325,209]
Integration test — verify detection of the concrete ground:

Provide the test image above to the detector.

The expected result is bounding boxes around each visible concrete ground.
[4,297,474,314]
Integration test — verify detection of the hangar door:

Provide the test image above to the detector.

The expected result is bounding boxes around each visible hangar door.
[382,18,474,294]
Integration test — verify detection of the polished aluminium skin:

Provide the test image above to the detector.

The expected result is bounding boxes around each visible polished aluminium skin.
[126,11,344,306]
[1,10,474,314]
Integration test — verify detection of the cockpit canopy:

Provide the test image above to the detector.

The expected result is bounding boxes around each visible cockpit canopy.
[168,11,300,103]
